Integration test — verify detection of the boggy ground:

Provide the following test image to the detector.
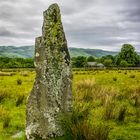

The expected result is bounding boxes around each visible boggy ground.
[0,69,140,140]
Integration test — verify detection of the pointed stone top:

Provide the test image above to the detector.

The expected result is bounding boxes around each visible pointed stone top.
[48,3,59,9]
[42,3,61,37]
[43,3,60,16]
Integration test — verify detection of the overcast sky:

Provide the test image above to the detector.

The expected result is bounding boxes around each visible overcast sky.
[0,0,140,51]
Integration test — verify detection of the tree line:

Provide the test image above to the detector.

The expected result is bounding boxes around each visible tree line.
[0,44,140,69]
[0,57,34,69]
[72,44,140,68]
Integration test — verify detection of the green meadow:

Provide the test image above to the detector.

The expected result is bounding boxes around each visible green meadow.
[0,69,140,140]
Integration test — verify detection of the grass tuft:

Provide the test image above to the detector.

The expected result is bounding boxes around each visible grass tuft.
[0,90,10,103]
[129,74,135,78]
[16,94,25,107]
[117,105,127,122]
[17,79,22,85]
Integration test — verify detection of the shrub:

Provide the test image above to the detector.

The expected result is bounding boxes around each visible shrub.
[103,59,112,67]
[120,60,128,67]
[17,79,22,85]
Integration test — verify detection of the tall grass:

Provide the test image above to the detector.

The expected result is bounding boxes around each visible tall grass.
[16,94,25,106]
[17,79,22,85]
[0,69,140,139]
[103,94,116,120]
[61,79,112,140]
[0,106,11,128]
[61,103,111,140]
[0,72,16,76]
[117,105,127,122]
[0,90,10,103]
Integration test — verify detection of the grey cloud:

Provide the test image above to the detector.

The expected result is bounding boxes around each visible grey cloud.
[0,0,140,52]
[119,0,140,22]
[0,27,15,37]
[120,7,140,22]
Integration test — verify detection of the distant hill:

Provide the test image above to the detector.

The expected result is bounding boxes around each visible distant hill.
[0,45,118,58]
[69,48,117,57]
[0,46,34,58]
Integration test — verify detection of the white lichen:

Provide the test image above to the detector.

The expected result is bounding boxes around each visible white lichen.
[35,52,40,57]
[26,123,39,140]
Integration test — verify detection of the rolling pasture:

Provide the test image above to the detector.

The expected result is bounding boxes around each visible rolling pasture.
[0,69,140,140]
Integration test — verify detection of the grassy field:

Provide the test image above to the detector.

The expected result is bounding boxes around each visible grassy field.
[0,69,140,140]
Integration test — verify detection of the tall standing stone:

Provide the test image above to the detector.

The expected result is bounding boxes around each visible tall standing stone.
[26,3,72,140]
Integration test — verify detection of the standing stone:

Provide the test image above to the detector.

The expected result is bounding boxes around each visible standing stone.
[26,3,72,140]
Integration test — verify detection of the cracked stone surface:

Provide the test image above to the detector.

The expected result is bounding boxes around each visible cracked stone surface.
[26,3,72,140]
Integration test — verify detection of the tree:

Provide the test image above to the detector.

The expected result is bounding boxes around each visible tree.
[99,55,115,66]
[0,57,34,68]
[120,60,128,67]
[103,59,112,67]
[72,56,87,68]
[87,56,95,62]
[115,44,138,66]
[100,55,114,63]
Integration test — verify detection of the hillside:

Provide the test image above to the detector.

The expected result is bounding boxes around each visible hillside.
[69,48,117,57]
[0,45,118,58]
[0,46,34,58]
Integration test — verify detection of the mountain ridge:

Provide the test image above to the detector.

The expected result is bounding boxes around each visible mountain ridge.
[0,45,119,58]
